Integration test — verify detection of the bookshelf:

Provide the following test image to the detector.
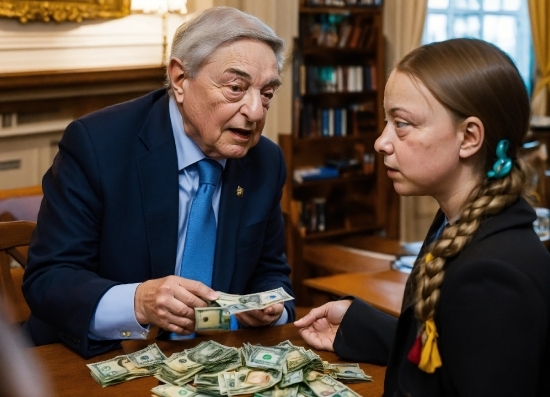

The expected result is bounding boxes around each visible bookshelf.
[279,0,400,304]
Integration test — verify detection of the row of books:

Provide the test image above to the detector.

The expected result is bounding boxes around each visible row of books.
[297,104,379,138]
[299,105,348,138]
[300,13,377,50]
[298,197,327,234]
[299,64,377,95]
[304,0,382,7]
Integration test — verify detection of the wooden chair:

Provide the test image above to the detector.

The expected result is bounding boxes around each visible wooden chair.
[520,140,548,208]
[0,221,36,324]
[0,185,43,222]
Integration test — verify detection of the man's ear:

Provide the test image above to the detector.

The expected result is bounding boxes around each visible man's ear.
[167,58,186,103]
[459,116,484,159]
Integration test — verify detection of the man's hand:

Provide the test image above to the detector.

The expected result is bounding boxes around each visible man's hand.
[294,300,352,351]
[134,276,219,334]
[235,302,284,327]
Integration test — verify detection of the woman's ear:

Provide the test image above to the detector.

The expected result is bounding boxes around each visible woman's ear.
[459,116,484,159]
[167,58,186,103]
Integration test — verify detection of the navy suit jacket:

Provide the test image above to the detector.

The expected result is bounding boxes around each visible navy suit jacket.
[23,89,295,358]
[334,198,550,396]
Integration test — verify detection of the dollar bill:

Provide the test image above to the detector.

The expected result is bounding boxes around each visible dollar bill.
[225,366,282,396]
[243,343,290,370]
[216,288,294,311]
[195,288,294,331]
[304,371,362,397]
[254,384,300,397]
[280,369,304,388]
[152,383,198,397]
[195,307,231,331]
[327,363,372,383]
[128,343,167,367]
[88,354,155,387]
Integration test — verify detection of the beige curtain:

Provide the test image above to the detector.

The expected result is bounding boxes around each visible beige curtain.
[208,0,298,143]
[528,0,550,116]
[383,0,437,242]
[383,0,428,76]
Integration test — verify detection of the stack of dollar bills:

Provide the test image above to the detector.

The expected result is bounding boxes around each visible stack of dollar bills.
[88,340,372,397]
[195,287,294,331]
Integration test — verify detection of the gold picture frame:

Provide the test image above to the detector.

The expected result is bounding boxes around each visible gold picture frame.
[0,0,131,23]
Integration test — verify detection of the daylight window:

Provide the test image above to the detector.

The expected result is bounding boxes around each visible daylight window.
[422,0,533,92]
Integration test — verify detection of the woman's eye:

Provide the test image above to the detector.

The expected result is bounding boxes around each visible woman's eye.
[230,85,243,92]
[396,121,409,128]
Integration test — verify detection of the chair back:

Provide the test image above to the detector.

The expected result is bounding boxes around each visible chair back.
[521,140,548,208]
[0,185,43,222]
[0,221,36,324]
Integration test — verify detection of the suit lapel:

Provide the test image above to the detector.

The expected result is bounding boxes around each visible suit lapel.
[137,94,179,279]
[212,156,253,291]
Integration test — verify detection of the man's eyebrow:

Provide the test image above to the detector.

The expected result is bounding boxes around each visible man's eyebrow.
[226,68,252,80]
[225,68,282,88]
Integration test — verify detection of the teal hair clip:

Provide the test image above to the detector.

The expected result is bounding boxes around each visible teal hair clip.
[487,139,512,179]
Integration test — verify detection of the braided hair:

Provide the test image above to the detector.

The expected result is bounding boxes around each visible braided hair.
[394,38,531,324]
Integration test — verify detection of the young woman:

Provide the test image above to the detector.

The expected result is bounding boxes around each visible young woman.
[295,38,550,396]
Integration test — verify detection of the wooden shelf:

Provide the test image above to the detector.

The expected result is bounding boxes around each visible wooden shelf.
[300,6,381,15]
[302,225,379,240]
[280,3,399,305]
[0,66,165,92]
[292,172,374,189]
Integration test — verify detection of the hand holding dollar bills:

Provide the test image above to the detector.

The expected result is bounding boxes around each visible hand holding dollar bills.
[195,287,294,331]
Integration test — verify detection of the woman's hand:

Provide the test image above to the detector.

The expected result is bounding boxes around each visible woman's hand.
[294,300,352,351]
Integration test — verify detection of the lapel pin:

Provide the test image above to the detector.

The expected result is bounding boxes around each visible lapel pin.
[236,186,244,197]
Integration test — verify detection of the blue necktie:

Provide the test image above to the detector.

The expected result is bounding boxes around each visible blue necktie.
[170,159,222,340]
[179,158,222,286]
[188,160,237,331]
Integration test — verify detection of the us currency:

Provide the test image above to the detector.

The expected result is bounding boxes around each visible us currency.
[326,363,372,383]
[152,383,198,397]
[242,343,290,371]
[196,288,294,331]
[280,369,304,388]
[254,384,299,397]
[88,344,166,387]
[88,340,372,395]
[195,307,231,331]
[277,341,322,374]
[156,340,240,386]
[151,383,218,397]
[224,366,282,396]
[304,371,362,397]
[215,288,294,311]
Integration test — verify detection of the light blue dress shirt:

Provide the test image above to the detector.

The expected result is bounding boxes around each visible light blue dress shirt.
[90,97,286,340]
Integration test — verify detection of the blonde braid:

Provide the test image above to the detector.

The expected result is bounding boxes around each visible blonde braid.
[414,161,527,323]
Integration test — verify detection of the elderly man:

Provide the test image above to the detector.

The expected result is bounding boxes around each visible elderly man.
[23,6,295,358]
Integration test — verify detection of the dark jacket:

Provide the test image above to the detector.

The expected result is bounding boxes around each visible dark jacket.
[23,89,295,358]
[335,197,550,396]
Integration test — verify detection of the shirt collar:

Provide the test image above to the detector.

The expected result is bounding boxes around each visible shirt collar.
[169,96,226,171]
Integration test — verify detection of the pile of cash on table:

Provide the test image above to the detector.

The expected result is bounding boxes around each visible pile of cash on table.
[88,340,372,397]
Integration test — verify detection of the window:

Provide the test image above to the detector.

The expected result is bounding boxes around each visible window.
[422,0,533,93]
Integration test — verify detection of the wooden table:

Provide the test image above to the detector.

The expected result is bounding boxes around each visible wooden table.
[303,270,409,317]
[31,323,386,397]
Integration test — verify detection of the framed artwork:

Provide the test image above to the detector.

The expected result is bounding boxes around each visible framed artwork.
[0,0,131,23]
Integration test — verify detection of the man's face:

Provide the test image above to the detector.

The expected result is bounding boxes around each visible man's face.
[171,39,280,159]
